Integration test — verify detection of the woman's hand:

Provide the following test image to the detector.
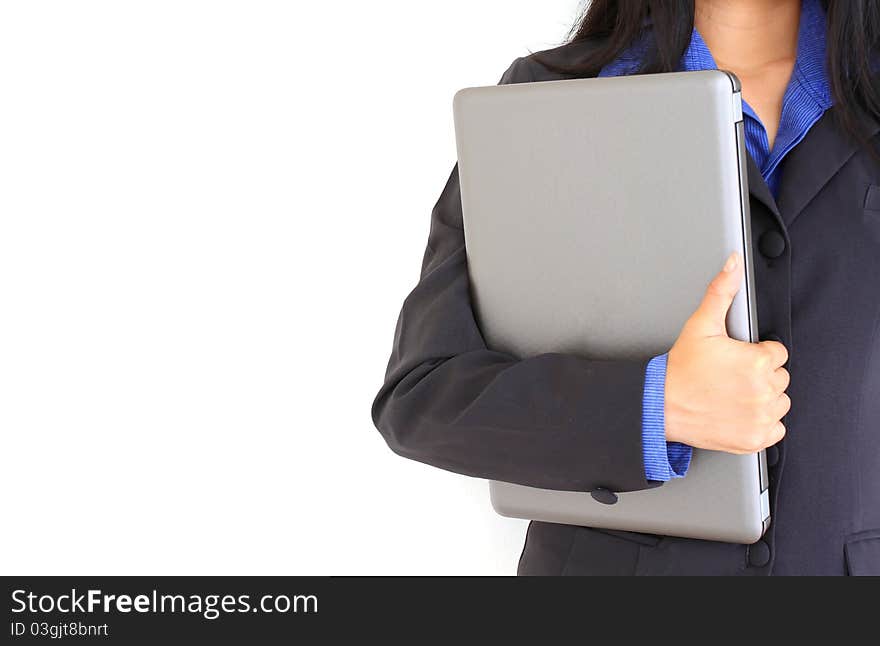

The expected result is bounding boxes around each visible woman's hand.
[664,252,790,454]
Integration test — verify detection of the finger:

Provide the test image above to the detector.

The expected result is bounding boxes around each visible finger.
[769,420,787,445]
[686,252,743,338]
[770,393,792,421]
[758,340,789,369]
[770,367,791,394]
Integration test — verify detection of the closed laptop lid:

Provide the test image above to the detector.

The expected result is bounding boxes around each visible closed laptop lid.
[453,70,767,543]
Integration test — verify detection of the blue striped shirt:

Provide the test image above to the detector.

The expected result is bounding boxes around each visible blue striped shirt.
[599,0,832,481]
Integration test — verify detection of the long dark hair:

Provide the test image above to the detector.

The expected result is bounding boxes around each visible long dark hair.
[539,0,880,146]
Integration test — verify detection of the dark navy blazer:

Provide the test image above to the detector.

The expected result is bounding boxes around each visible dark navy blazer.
[372,38,880,575]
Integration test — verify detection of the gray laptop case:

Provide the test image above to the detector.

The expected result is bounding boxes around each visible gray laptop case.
[453,70,769,544]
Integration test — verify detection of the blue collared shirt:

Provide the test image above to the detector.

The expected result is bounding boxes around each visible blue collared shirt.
[598,0,832,481]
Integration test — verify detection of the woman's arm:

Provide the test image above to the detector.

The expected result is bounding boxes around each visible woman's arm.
[371,59,655,493]
[371,161,653,493]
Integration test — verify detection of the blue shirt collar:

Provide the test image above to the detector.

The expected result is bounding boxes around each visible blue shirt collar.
[680,0,831,111]
[598,0,832,197]
[599,0,831,111]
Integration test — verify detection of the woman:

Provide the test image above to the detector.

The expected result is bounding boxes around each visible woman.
[372,0,880,575]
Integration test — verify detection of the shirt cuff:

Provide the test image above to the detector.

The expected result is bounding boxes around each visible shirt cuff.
[642,353,693,481]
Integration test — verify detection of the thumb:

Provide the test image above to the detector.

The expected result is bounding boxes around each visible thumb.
[685,252,743,338]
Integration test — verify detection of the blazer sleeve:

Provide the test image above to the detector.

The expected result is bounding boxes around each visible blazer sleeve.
[371,57,656,494]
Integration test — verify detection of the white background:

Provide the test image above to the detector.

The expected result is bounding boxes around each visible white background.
[0,0,582,575]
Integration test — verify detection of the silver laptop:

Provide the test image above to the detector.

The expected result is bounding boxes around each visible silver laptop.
[453,70,769,544]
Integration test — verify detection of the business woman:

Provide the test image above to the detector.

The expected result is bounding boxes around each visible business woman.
[372,0,880,575]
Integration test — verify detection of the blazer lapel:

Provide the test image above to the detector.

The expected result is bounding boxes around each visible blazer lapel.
[746,152,785,231]
[776,108,880,228]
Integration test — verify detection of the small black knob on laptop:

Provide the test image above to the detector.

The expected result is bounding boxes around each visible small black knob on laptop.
[590,488,619,505]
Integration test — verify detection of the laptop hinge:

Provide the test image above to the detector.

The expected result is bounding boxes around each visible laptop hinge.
[758,450,769,491]
[732,92,743,123]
